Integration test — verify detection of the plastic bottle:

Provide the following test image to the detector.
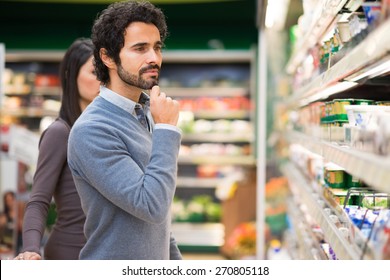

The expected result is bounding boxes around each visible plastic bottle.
[266,239,292,260]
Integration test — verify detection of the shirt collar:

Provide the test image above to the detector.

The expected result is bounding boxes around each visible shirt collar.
[138,91,150,106]
[99,85,149,113]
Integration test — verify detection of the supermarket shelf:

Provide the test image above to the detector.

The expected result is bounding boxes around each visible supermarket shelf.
[176,177,223,188]
[286,0,349,74]
[287,130,390,194]
[193,110,250,119]
[163,50,253,63]
[166,87,248,97]
[182,133,253,143]
[5,49,254,64]
[281,162,364,260]
[287,130,324,156]
[34,86,61,96]
[287,199,328,260]
[178,155,256,166]
[6,50,64,62]
[321,144,390,194]
[287,18,390,106]
[333,18,390,83]
[0,107,58,117]
[172,222,224,246]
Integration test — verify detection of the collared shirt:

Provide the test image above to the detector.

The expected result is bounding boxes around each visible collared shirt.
[99,85,181,134]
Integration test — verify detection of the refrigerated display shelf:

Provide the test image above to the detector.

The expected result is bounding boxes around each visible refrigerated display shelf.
[178,155,256,166]
[287,18,390,107]
[166,87,248,97]
[171,222,224,247]
[33,86,61,96]
[281,162,365,260]
[192,110,250,120]
[176,177,223,188]
[0,107,58,118]
[182,133,253,143]
[287,199,328,260]
[286,0,349,74]
[162,50,253,63]
[287,130,390,194]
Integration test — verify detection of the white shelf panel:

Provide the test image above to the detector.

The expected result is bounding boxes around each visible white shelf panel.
[34,86,61,96]
[321,143,390,193]
[6,50,65,62]
[176,177,223,188]
[178,155,256,166]
[5,50,253,64]
[172,222,224,246]
[287,130,324,156]
[163,50,253,63]
[0,107,58,117]
[192,110,251,119]
[182,133,253,143]
[166,87,248,97]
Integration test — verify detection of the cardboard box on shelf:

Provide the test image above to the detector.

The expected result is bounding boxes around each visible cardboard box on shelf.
[220,168,256,257]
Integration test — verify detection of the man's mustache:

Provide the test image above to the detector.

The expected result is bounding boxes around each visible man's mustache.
[140,65,160,75]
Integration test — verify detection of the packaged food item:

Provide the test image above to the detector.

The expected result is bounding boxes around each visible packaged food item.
[371,211,390,259]
[34,74,60,87]
[337,21,352,43]
[321,101,334,123]
[375,101,390,106]
[361,195,389,210]
[345,173,362,188]
[333,190,353,206]
[333,99,353,121]
[330,120,348,142]
[362,1,382,25]
[352,99,375,105]
[324,163,346,189]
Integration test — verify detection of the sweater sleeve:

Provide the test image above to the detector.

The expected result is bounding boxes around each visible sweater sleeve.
[22,120,69,254]
[169,232,183,260]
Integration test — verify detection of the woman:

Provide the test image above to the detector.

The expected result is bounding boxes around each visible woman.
[14,38,100,260]
[0,191,17,249]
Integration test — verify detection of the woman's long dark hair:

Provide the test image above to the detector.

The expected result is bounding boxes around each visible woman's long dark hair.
[59,38,94,127]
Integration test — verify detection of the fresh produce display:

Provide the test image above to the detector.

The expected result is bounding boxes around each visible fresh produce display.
[172,195,222,223]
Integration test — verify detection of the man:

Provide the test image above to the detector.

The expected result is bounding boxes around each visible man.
[68,0,182,260]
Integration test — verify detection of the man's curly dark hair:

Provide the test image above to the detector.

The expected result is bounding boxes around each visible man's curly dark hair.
[91,1,168,84]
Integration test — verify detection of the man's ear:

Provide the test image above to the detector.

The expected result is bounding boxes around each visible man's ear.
[100,48,116,69]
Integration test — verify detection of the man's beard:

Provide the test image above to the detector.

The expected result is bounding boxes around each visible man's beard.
[117,63,160,90]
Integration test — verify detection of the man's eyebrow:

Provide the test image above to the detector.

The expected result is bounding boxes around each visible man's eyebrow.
[130,41,163,48]
[130,42,148,48]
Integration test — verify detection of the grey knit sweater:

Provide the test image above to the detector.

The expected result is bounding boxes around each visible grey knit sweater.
[68,89,182,260]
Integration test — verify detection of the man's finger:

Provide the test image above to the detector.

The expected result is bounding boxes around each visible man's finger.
[150,85,160,100]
